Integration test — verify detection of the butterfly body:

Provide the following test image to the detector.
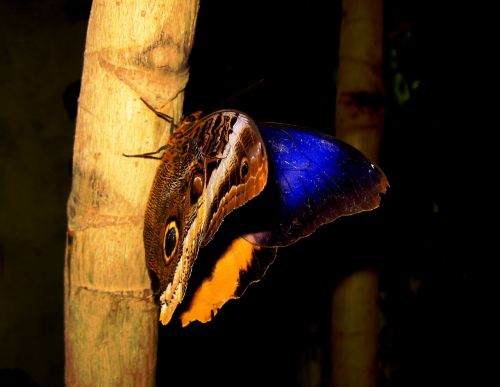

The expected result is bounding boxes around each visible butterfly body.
[142,110,388,325]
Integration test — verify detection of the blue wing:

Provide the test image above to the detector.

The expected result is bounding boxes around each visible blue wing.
[244,124,389,247]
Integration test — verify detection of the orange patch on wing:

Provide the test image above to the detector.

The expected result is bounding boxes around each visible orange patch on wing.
[180,237,255,327]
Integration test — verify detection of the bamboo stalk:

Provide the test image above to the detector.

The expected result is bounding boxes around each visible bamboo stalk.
[331,0,385,386]
[64,1,199,386]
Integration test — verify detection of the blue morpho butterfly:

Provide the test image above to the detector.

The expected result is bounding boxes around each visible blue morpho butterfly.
[130,108,388,326]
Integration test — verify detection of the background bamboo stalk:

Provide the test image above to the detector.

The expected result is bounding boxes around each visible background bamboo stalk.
[335,0,385,164]
[331,0,385,386]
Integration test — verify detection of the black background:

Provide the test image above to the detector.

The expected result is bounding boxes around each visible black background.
[0,1,477,386]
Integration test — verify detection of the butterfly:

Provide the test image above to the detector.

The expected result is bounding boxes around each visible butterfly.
[139,109,388,326]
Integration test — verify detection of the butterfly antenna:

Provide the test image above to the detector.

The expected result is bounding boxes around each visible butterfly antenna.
[213,78,265,111]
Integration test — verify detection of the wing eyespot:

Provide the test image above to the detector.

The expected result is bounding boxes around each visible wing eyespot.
[163,220,179,264]
[240,157,249,180]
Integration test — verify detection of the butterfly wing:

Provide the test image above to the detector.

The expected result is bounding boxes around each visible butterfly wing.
[244,124,389,247]
[179,238,277,326]
[149,116,387,326]
[178,123,388,326]
[144,110,268,325]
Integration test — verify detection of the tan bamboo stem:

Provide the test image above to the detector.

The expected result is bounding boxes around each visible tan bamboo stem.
[331,0,385,386]
[64,1,199,385]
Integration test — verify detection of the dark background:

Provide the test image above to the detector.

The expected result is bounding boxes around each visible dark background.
[0,1,476,386]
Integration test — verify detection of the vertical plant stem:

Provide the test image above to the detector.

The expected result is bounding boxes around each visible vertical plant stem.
[331,0,384,386]
[64,1,199,386]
